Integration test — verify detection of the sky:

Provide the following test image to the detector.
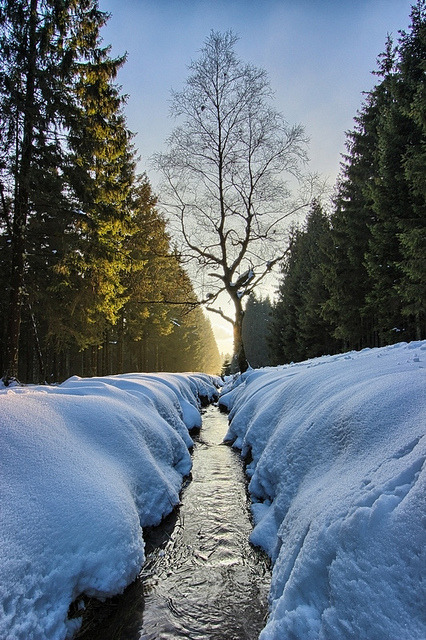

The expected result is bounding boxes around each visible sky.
[98,0,414,356]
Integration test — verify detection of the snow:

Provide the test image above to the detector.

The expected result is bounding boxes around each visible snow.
[0,372,219,640]
[2,343,425,640]
[221,341,426,640]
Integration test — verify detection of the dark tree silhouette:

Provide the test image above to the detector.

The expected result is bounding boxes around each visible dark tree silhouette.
[154,31,312,371]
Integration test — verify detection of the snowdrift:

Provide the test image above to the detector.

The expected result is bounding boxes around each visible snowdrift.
[0,372,219,640]
[221,341,426,640]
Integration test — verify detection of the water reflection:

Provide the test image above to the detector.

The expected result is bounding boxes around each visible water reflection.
[76,405,270,640]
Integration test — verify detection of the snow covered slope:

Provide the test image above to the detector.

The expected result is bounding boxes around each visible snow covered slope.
[0,372,218,640]
[221,341,425,640]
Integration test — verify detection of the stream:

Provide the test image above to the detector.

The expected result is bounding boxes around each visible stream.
[76,404,271,639]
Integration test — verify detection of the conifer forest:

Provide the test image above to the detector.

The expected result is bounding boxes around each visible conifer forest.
[0,0,221,382]
[269,3,425,364]
[0,0,424,382]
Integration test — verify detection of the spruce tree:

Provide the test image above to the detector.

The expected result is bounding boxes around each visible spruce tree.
[242,294,273,368]
[269,226,306,364]
[364,3,425,342]
[0,0,135,382]
[53,5,135,353]
[322,164,377,351]
[393,1,426,338]
[270,202,337,364]
[0,0,75,381]
[297,201,337,357]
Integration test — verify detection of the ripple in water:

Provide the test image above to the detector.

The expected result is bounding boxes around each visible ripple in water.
[76,405,271,640]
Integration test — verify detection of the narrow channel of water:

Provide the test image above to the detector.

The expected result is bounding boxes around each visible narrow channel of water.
[77,405,271,640]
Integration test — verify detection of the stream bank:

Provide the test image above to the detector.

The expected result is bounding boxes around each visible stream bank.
[76,404,271,639]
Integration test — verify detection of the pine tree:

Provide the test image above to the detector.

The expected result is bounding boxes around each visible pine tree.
[363,64,415,342]
[297,201,337,357]
[394,1,426,338]
[120,176,180,357]
[270,4,425,361]
[269,202,337,364]
[52,5,135,354]
[322,173,376,350]
[362,5,426,342]
[0,0,75,381]
[161,306,221,374]
[0,0,135,382]
[242,294,273,368]
[323,5,425,348]
[269,226,304,364]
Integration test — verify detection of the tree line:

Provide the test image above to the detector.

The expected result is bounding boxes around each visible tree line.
[0,0,221,383]
[267,3,425,364]
[1,0,423,380]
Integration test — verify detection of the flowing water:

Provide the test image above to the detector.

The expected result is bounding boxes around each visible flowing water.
[76,405,271,640]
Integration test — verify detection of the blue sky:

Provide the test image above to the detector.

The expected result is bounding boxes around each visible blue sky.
[99,0,413,184]
[98,0,414,354]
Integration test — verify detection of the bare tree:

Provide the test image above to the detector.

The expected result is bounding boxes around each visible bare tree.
[154,31,312,371]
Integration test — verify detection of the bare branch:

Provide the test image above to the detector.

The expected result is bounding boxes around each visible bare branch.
[205,304,235,325]
[152,30,311,367]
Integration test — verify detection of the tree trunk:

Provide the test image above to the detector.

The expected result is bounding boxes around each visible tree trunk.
[142,331,148,371]
[28,300,45,382]
[102,329,110,376]
[2,0,38,384]
[90,345,97,376]
[117,312,124,374]
[232,296,248,373]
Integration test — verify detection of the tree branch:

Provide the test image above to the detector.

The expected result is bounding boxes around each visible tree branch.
[205,304,235,325]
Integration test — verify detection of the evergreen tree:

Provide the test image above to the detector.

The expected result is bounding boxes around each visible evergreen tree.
[363,47,417,342]
[322,157,377,351]
[391,1,426,338]
[362,3,425,342]
[119,176,183,364]
[242,294,273,368]
[0,1,223,382]
[0,0,77,381]
[269,226,304,364]
[0,0,135,382]
[161,306,221,374]
[296,201,337,358]
[51,5,135,354]
[270,202,337,364]
[324,2,425,348]
[268,4,425,363]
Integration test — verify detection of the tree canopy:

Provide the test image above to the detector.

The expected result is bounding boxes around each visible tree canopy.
[0,0,221,382]
[154,30,312,371]
[269,2,425,364]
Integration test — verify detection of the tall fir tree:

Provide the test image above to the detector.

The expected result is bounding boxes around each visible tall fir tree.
[269,226,303,364]
[242,294,273,368]
[0,1,140,381]
[392,1,426,338]
[323,2,425,348]
[270,202,337,364]
[296,201,337,358]
[363,3,425,342]
[0,0,76,381]
[50,3,135,355]
[322,147,377,351]
[0,0,133,381]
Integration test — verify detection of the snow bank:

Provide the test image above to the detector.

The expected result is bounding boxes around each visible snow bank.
[222,342,426,640]
[0,372,219,640]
